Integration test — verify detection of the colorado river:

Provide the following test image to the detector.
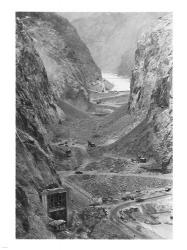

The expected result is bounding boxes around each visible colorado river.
[102,72,130,91]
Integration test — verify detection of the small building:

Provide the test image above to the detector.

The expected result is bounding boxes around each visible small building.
[42,187,69,225]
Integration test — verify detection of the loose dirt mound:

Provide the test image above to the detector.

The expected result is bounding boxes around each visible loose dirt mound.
[67,175,172,199]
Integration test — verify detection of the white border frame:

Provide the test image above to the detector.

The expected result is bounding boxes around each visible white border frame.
[1,0,187,249]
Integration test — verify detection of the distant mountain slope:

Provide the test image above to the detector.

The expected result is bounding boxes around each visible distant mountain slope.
[106,15,173,173]
[16,12,106,110]
[62,12,167,77]
[58,12,95,21]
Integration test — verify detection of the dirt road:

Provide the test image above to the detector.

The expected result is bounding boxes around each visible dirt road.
[58,170,172,180]
[55,91,172,239]
[109,193,172,239]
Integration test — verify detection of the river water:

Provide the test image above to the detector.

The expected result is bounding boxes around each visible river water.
[102,72,130,91]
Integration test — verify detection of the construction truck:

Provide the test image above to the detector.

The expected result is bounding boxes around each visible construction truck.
[87,140,96,148]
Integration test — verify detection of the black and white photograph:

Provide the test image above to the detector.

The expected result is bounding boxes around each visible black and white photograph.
[4,0,187,246]
[15,11,173,239]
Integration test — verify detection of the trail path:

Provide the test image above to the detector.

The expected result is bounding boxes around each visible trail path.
[58,170,172,180]
[56,89,172,239]
[109,193,172,239]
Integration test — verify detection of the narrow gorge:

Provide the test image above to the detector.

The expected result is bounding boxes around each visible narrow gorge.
[16,12,172,239]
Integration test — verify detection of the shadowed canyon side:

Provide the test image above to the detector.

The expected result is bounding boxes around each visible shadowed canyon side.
[108,15,172,173]
[16,12,111,112]
[16,13,104,238]
[16,19,63,239]
[16,12,172,239]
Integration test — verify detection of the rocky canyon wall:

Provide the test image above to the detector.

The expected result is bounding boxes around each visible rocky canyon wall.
[64,12,166,77]
[16,12,107,111]
[16,18,64,238]
[16,11,108,238]
[110,14,172,173]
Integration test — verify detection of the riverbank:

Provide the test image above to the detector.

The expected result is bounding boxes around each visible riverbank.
[102,72,130,92]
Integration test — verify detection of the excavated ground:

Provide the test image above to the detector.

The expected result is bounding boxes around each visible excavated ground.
[53,90,172,239]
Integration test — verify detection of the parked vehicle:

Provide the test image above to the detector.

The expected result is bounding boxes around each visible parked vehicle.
[110,169,118,173]
[87,140,96,148]
[75,171,83,174]
[122,195,134,201]
[139,157,147,163]
[136,198,144,202]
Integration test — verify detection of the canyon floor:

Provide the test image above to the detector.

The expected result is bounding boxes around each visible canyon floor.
[52,90,172,239]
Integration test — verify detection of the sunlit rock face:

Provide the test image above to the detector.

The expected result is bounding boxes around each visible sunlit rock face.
[128,14,173,172]
[16,12,103,111]
[128,15,172,113]
[107,15,172,173]
[16,19,62,239]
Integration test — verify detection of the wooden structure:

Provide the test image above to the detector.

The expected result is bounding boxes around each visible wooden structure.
[42,187,69,225]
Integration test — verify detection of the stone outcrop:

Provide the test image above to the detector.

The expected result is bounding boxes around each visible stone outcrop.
[129,14,172,172]
[128,14,172,114]
[16,19,63,238]
[110,15,173,172]
[16,12,106,111]
[16,11,107,238]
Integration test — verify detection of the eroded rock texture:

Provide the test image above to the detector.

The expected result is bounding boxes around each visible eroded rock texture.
[111,15,172,172]
[129,14,172,172]
[128,15,172,113]
[16,19,63,239]
[16,11,105,237]
[16,12,106,111]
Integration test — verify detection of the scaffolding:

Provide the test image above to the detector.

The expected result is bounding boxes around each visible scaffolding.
[42,187,69,224]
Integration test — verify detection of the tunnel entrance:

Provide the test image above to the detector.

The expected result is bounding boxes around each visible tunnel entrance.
[42,188,69,224]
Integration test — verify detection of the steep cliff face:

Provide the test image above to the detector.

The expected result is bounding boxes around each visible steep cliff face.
[110,15,172,172]
[16,19,63,239]
[128,15,172,114]
[16,12,105,110]
[63,12,166,76]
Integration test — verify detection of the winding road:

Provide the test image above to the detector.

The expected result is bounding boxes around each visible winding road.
[109,193,172,239]
[57,142,172,239]
[58,170,172,180]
